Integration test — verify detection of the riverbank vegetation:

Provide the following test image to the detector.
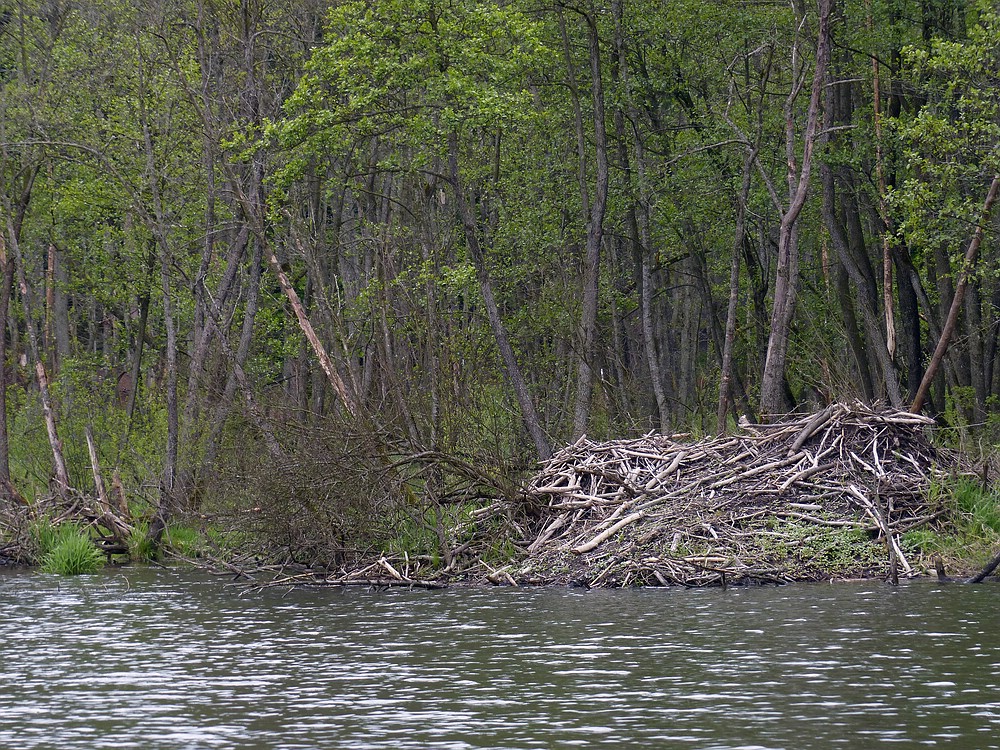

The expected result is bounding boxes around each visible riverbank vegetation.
[1,0,1000,583]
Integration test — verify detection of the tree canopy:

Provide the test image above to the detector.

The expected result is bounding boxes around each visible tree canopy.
[0,0,998,556]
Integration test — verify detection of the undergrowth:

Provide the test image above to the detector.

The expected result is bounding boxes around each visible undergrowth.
[37,523,104,575]
[903,476,1000,573]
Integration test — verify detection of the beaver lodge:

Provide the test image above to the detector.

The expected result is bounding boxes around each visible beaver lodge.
[473,402,959,588]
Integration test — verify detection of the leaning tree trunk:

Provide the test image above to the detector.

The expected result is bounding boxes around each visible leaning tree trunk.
[911,174,1000,414]
[448,132,551,461]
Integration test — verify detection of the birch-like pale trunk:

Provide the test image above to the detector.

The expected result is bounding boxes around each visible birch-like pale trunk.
[5,225,70,495]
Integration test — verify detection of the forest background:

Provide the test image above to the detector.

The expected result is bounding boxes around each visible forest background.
[0,0,998,564]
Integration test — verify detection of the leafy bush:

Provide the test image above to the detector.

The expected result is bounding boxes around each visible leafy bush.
[40,525,104,575]
[906,477,1000,574]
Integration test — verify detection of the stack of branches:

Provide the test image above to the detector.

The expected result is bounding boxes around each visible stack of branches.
[493,403,960,587]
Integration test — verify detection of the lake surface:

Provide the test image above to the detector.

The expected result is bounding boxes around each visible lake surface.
[1,568,999,749]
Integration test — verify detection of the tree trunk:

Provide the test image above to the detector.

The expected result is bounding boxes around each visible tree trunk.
[912,174,1000,414]
[759,0,832,417]
[571,5,610,437]
[201,271,282,458]
[448,132,550,460]
[265,241,358,419]
[820,83,902,405]
[0,167,35,497]
[6,227,71,495]
[627,120,670,430]
[202,231,267,475]
[49,243,70,371]
[0,244,12,489]
[718,151,756,433]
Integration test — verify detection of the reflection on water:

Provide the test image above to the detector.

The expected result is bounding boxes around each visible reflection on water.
[1,568,999,749]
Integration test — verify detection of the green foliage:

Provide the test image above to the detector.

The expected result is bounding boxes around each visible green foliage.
[274,0,554,204]
[30,517,63,558]
[39,524,104,575]
[891,3,1000,257]
[128,522,157,563]
[752,520,886,576]
[952,477,1000,535]
[163,525,205,558]
[903,476,1000,572]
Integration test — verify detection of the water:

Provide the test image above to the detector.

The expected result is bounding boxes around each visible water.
[1,568,999,749]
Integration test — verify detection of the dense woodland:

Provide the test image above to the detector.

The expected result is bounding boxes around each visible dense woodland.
[0,0,998,556]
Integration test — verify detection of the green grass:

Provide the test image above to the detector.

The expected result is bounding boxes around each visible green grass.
[30,517,62,558]
[163,525,204,557]
[40,524,104,575]
[129,522,157,563]
[903,477,1000,574]
[953,478,1000,535]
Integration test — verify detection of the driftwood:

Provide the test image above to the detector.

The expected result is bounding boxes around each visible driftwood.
[502,402,958,587]
[238,555,449,592]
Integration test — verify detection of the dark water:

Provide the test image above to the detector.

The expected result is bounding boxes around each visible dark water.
[1,568,999,749]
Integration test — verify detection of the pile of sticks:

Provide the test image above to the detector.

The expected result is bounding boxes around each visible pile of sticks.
[505,403,956,587]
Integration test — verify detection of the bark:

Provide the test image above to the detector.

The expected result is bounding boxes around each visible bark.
[571,5,610,437]
[5,225,70,495]
[911,175,1000,414]
[266,242,358,418]
[557,8,590,220]
[868,9,896,361]
[965,285,986,423]
[137,68,179,518]
[201,273,282,458]
[51,243,70,369]
[0,242,12,486]
[820,76,902,406]
[718,151,756,434]
[202,231,267,474]
[0,165,35,493]
[180,226,249,435]
[122,241,155,454]
[626,129,668,427]
[158,243,179,509]
[759,0,832,417]
[833,261,875,400]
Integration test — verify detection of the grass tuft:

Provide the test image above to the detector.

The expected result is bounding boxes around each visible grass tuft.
[129,522,157,563]
[40,524,104,575]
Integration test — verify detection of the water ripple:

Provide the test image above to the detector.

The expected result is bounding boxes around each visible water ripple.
[2,570,1000,748]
